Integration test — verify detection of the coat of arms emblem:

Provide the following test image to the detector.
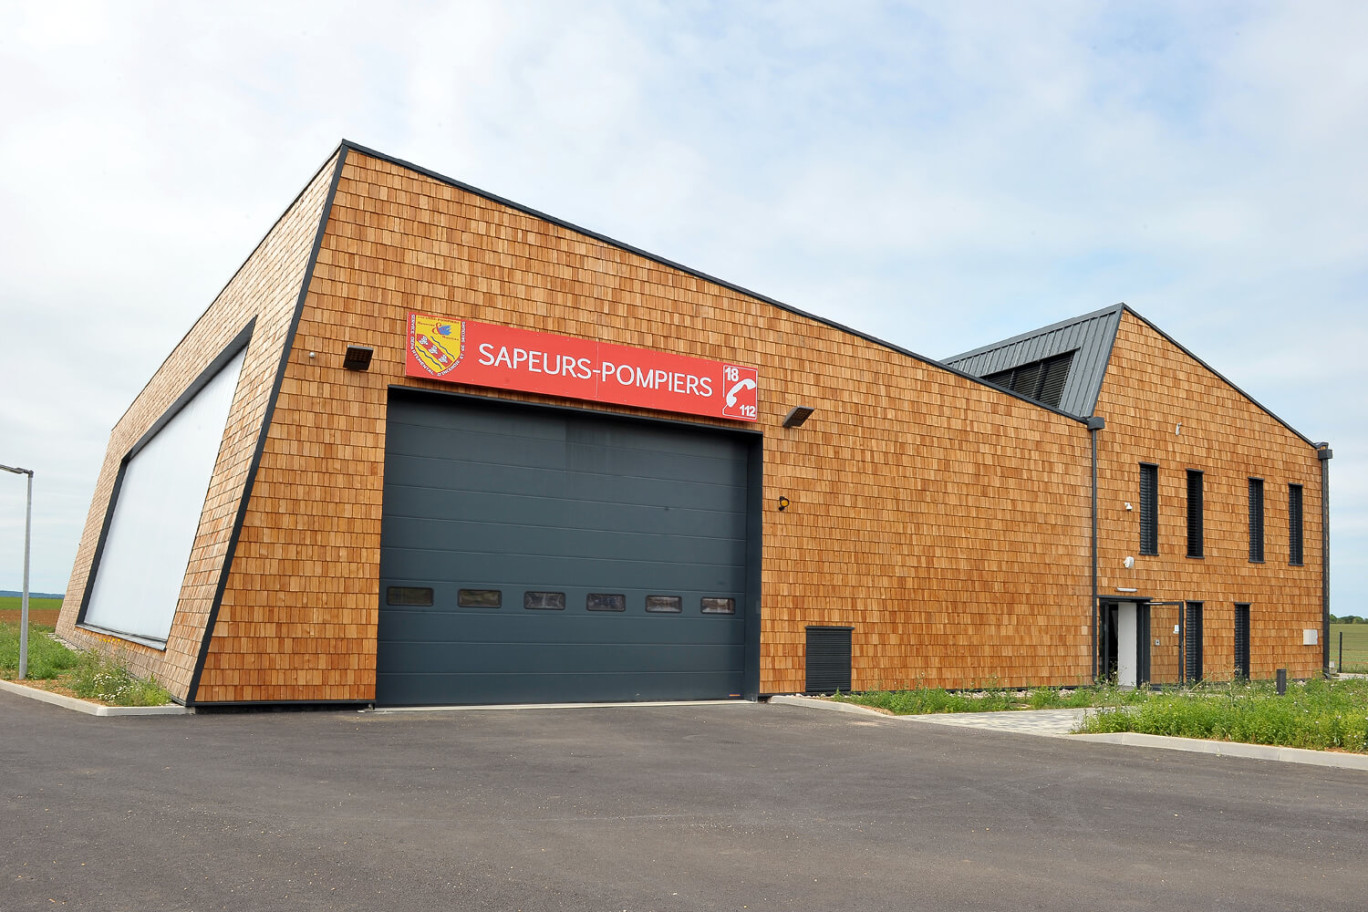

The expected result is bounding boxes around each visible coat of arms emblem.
[409,314,464,376]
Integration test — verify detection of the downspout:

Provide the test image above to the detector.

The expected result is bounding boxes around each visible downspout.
[1318,443,1332,675]
[1087,416,1106,681]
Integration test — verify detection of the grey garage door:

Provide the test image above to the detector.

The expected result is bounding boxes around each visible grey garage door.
[377,392,754,705]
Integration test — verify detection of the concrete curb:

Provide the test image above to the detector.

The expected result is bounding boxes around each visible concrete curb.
[768,694,891,717]
[768,694,1368,771]
[0,679,190,716]
[1072,731,1368,771]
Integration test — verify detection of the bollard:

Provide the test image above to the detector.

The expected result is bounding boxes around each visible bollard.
[1276,668,1287,696]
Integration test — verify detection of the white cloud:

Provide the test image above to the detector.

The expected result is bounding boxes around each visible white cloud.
[0,0,1364,609]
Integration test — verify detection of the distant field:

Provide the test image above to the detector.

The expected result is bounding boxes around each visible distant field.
[1330,623,1368,672]
[0,596,62,627]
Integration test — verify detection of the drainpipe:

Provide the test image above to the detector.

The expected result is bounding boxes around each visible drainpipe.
[1317,443,1332,675]
[1087,416,1106,681]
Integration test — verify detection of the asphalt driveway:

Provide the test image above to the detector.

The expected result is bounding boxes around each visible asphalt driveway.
[2,693,1364,911]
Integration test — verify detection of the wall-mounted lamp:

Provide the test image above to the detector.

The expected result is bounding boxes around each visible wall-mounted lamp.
[1123,556,1135,569]
[343,344,374,371]
[782,406,815,428]
[778,496,790,512]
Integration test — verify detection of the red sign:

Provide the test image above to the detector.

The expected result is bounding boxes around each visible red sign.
[405,313,759,422]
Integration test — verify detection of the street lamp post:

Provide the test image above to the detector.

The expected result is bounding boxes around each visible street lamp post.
[1,464,34,680]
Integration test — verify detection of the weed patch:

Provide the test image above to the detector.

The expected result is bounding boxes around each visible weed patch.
[1077,678,1368,753]
[1,622,171,707]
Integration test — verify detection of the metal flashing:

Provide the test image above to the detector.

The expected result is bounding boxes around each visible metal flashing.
[186,145,351,706]
[75,320,257,637]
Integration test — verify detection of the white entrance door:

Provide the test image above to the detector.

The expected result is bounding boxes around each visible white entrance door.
[1117,602,1138,687]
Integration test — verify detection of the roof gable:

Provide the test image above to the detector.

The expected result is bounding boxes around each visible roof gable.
[942,304,1123,417]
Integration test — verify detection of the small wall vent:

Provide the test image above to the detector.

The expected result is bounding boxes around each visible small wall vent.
[805,626,853,694]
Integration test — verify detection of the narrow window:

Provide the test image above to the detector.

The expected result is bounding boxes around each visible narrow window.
[586,593,626,612]
[458,589,501,608]
[1186,470,1204,559]
[1184,602,1203,683]
[523,591,565,610]
[645,595,683,613]
[1288,484,1304,566]
[1234,604,1251,680]
[1248,478,1265,563]
[1139,463,1159,556]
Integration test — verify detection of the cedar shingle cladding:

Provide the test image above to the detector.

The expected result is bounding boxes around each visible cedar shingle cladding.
[56,152,341,703]
[1094,311,1323,680]
[60,143,1323,705]
[192,149,1094,701]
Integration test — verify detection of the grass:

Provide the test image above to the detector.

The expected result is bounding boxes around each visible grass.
[1077,677,1368,753]
[833,681,1149,715]
[1329,623,1368,673]
[832,677,1368,754]
[1,621,172,707]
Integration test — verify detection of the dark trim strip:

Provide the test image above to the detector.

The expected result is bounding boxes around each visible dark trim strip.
[74,321,257,635]
[386,383,765,439]
[1321,447,1331,674]
[192,700,371,711]
[185,146,351,705]
[337,140,1089,427]
[107,147,349,432]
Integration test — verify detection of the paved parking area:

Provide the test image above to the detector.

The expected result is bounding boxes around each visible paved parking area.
[2,691,1366,911]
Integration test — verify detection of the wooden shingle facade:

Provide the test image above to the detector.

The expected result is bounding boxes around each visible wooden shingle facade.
[58,142,1329,706]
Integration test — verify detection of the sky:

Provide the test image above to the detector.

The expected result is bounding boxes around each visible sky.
[1,1,1365,613]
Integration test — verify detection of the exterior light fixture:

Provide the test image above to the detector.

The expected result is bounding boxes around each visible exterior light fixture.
[778,496,790,512]
[0,463,33,680]
[343,344,374,371]
[782,406,815,428]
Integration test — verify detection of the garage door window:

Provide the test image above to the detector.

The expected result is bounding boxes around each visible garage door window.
[524,591,566,610]
[387,586,435,607]
[646,595,683,613]
[458,589,502,608]
[701,597,736,614]
[586,593,626,612]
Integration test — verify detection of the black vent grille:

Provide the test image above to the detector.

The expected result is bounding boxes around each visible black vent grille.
[805,626,853,695]
[1289,484,1304,566]
[1140,464,1159,555]
[1234,604,1251,679]
[1186,470,1204,558]
[1185,602,1203,682]
[1248,478,1265,562]
[983,351,1076,409]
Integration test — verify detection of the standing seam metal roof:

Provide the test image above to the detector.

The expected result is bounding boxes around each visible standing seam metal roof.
[942,304,1124,418]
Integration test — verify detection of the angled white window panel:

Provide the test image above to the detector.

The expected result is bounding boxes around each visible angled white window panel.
[83,349,247,644]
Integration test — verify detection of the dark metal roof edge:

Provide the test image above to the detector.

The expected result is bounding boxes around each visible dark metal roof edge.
[942,302,1126,364]
[111,145,348,431]
[337,141,1089,427]
[1118,305,1318,449]
[186,146,351,705]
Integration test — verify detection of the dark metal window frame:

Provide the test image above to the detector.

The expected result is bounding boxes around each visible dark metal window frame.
[1234,603,1251,680]
[1248,477,1265,563]
[1288,483,1304,566]
[1139,463,1159,556]
[1184,601,1204,683]
[1186,469,1204,559]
